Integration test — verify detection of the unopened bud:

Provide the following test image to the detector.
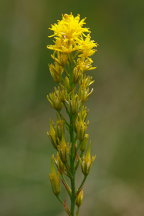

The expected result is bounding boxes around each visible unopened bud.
[47,121,57,149]
[76,190,84,207]
[58,138,69,163]
[80,147,96,176]
[49,62,63,82]
[56,120,64,140]
[69,94,81,114]
[64,76,70,90]
[52,154,65,174]
[49,160,61,196]
[80,134,89,152]
[75,119,87,141]
[47,87,63,111]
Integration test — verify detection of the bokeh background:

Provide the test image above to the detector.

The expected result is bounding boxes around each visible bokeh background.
[0,0,144,215]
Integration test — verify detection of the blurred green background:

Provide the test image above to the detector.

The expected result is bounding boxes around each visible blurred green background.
[0,0,144,215]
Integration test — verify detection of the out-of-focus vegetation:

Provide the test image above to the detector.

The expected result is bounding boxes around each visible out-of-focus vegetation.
[0,0,144,215]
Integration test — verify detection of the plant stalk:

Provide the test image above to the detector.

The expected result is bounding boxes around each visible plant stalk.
[70,114,76,216]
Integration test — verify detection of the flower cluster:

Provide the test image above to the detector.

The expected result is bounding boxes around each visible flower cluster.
[47,13,97,216]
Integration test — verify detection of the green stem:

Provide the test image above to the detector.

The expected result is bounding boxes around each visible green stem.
[76,207,80,216]
[69,114,76,216]
[57,111,69,128]
[61,175,71,197]
[77,175,87,194]
[56,195,63,204]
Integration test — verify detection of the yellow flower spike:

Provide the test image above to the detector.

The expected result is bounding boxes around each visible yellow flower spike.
[48,13,89,41]
[47,13,97,56]
[47,13,98,215]
[49,159,61,196]
[80,146,96,176]
[76,190,84,207]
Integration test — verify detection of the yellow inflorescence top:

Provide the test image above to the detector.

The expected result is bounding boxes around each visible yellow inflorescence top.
[47,13,97,56]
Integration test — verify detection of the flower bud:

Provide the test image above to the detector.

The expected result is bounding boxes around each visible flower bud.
[78,106,88,121]
[47,89,63,111]
[58,138,69,163]
[49,62,64,82]
[76,190,84,207]
[56,119,64,140]
[80,147,96,176]
[49,160,61,196]
[73,67,82,83]
[78,87,93,102]
[80,75,94,88]
[51,53,68,66]
[47,121,57,148]
[52,153,65,174]
[80,133,89,152]
[69,94,81,114]
[64,76,70,90]
[75,119,87,141]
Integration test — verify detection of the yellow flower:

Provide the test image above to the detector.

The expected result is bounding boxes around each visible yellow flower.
[77,34,97,57]
[73,58,95,78]
[47,13,97,58]
[49,13,89,40]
